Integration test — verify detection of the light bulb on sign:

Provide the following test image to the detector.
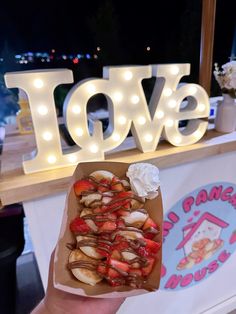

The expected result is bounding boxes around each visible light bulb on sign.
[138,116,146,125]
[156,110,164,119]
[114,92,123,102]
[68,155,77,163]
[112,133,121,141]
[131,95,140,104]
[163,88,172,97]
[168,100,177,108]
[189,86,197,95]
[174,136,181,144]
[170,66,179,75]
[166,119,174,127]
[90,144,99,153]
[72,105,81,114]
[33,79,44,89]
[42,131,53,141]
[47,155,57,164]
[37,105,48,115]
[118,116,127,125]
[75,128,84,137]
[198,103,206,112]
[124,71,133,81]
[87,84,96,94]
[193,130,202,138]
[144,134,153,142]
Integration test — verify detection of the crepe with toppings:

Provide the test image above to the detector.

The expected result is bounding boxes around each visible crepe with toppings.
[54,162,163,298]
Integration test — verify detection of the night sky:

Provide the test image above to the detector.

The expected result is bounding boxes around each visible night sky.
[0,0,235,69]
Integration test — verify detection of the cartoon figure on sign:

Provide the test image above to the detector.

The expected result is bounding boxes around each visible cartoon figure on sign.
[160,183,236,291]
[176,212,228,270]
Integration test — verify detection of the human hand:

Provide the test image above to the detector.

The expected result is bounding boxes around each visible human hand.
[32,251,125,314]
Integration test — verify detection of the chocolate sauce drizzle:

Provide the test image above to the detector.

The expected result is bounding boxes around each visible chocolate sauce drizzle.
[68,173,160,289]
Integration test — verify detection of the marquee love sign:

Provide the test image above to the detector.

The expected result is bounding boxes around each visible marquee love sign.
[5,64,210,174]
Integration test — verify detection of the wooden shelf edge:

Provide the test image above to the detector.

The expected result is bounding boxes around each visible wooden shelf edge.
[1,137,236,205]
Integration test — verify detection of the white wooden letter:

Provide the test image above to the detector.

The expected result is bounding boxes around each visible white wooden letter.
[5,69,74,173]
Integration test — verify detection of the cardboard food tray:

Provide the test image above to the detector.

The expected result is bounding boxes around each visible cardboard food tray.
[54,161,163,298]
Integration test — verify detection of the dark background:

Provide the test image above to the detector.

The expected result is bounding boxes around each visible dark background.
[0,0,235,118]
[0,0,235,73]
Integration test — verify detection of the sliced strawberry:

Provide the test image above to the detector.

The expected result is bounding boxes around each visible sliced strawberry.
[108,267,120,279]
[99,221,117,232]
[137,246,149,257]
[117,209,130,217]
[93,206,107,214]
[144,239,161,255]
[97,185,109,193]
[143,232,154,240]
[113,236,129,251]
[97,178,110,192]
[94,213,117,228]
[74,179,96,196]
[116,219,125,229]
[100,178,111,185]
[137,239,161,257]
[114,234,125,242]
[109,259,129,274]
[96,241,111,258]
[69,217,90,234]
[142,217,158,231]
[106,213,117,220]
[96,248,110,258]
[97,264,107,276]
[115,191,133,199]
[142,257,155,277]
[105,200,131,212]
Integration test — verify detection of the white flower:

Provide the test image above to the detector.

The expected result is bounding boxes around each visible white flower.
[214,61,236,98]
[229,72,236,89]
[222,61,236,73]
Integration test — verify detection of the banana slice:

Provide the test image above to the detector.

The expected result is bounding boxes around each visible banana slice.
[122,211,148,228]
[80,193,102,207]
[121,251,138,261]
[131,198,145,210]
[80,209,98,232]
[121,179,130,189]
[76,235,102,259]
[115,230,144,240]
[80,208,93,217]
[69,249,102,286]
[90,170,115,182]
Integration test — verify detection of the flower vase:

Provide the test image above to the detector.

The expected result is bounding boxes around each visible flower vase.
[215,94,236,133]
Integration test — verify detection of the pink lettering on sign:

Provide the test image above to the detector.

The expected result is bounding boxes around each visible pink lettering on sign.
[180,274,193,287]
[194,267,207,281]
[218,250,231,263]
[208,185,223,201]
[163,221,174,237]
[167,212,180,223]
[162,182,236,291]
[207,260,219,273]
[164,274,182,289]
[229,193,236,208]
[221,187,233,201]
[182,196,194,213]
[196,189,208,206]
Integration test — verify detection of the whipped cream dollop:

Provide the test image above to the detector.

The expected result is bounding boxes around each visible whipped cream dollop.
[126,163,160,199]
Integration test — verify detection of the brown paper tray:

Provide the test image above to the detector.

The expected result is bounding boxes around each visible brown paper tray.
[54,161,163,298]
